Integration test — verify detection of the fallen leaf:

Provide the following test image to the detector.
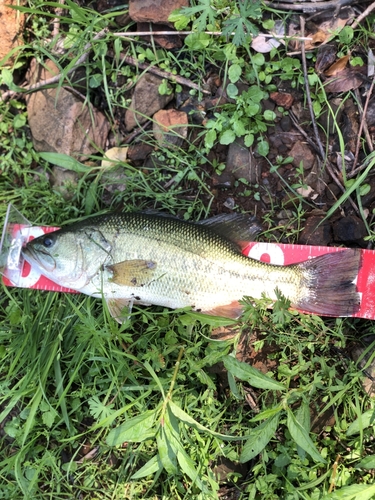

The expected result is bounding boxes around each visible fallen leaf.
[304,30,328,50]
[324,54,350,76]
[315,44,337,74]
[324,66,366,93]
[251,35,281,53]
[101,147,129,168]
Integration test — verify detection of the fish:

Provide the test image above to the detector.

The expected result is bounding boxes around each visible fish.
[21,212,361,322]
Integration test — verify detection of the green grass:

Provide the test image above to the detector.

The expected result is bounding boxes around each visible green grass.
[1,0,375,498]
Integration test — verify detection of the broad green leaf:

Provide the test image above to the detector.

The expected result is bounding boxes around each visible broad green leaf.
[263,110,276,121]
[256,139,269,157]
[157,426,178,474]
[295,400,310,460]
[226,83,238,98]
[184,32,210,50]
[356,455,375,469]
[223,355,285,391]
[106,410,156,445]
[168,401,244,441]
[176,449,205,491]
[131,455,162,480]
[205,128,217,149]
[13,114,26,129]
[287,408,326,463]
[244,133,254,147]
[39,152,90,173]
[220,129,236,145]
[240,414,279,462]
[233,119,246,136]
[322,483,375,500]
[228,64,242,83]
[346,409,375,436]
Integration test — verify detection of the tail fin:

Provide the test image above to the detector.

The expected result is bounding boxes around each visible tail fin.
[293,249,361,316]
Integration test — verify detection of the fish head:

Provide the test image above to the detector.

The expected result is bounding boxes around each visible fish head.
[22,227,112,290]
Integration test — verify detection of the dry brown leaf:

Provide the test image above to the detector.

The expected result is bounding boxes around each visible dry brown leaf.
[304,30,328,50]
[315,44,337,74]
[324,54,350,76]
[324,67,366,93]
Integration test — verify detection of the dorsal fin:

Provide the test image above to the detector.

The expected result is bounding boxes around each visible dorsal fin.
[198,214,262,250]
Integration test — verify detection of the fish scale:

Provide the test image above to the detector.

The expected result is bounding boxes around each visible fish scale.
[22,212,361,321]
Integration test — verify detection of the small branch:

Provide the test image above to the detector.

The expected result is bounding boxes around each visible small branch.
[111,51,211,95]
[0,28,109,102]
[113,30,313,41]
[351,0,375,29]
[352,78,375,171]
[51,0,65,38]
[300,16,325,160]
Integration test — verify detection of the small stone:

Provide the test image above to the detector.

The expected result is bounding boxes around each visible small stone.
[333,215,367,243]
[289,141,316,170]
[299,216,332,246]
[26,59,110,159]
[125,73,174,131]
[269,91,294,109]
[280,115,291,132]
[153,109,188,148]
[226,138,260,185]
[127,143,154,161]
[129,0,188,25]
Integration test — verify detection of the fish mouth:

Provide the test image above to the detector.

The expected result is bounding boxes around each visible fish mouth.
[22,245,56,273]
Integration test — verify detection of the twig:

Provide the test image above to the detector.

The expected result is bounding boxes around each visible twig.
[351,0,375,29]
[110,51,211,95]
[300,16,325,160]
[0,28,109,102]
[296,23,360,212]
[113,30,313,41]
[352,78,375,172]
[52,0,65,38]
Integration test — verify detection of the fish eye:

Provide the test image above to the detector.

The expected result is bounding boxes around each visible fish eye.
[42,235,55,248]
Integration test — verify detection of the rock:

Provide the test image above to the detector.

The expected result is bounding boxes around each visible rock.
[153,109,188,148]
[226,138,260,185]
[299,216,332,246]
[0,0,26,64]
[129,0,188,25]
[26,59,110,159]
[304,161,329,195]
[280,115,292,132]
[289,141,316,170]
[127,142,154,161]
[125,73,174,131]
[333,215,367,244]
[269,91,294,109]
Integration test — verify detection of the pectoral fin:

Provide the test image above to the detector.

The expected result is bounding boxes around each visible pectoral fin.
[106,259,157,287]
[106,298,132,323]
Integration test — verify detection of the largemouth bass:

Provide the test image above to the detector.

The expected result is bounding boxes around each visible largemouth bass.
[22,212,361,321]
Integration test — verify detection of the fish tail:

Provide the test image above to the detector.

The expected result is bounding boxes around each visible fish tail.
[293,249,361,316]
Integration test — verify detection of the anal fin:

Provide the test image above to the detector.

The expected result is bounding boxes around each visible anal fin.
[200,300,243,319]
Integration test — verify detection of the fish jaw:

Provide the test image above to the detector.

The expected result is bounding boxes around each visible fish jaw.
[22,244,56,274]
